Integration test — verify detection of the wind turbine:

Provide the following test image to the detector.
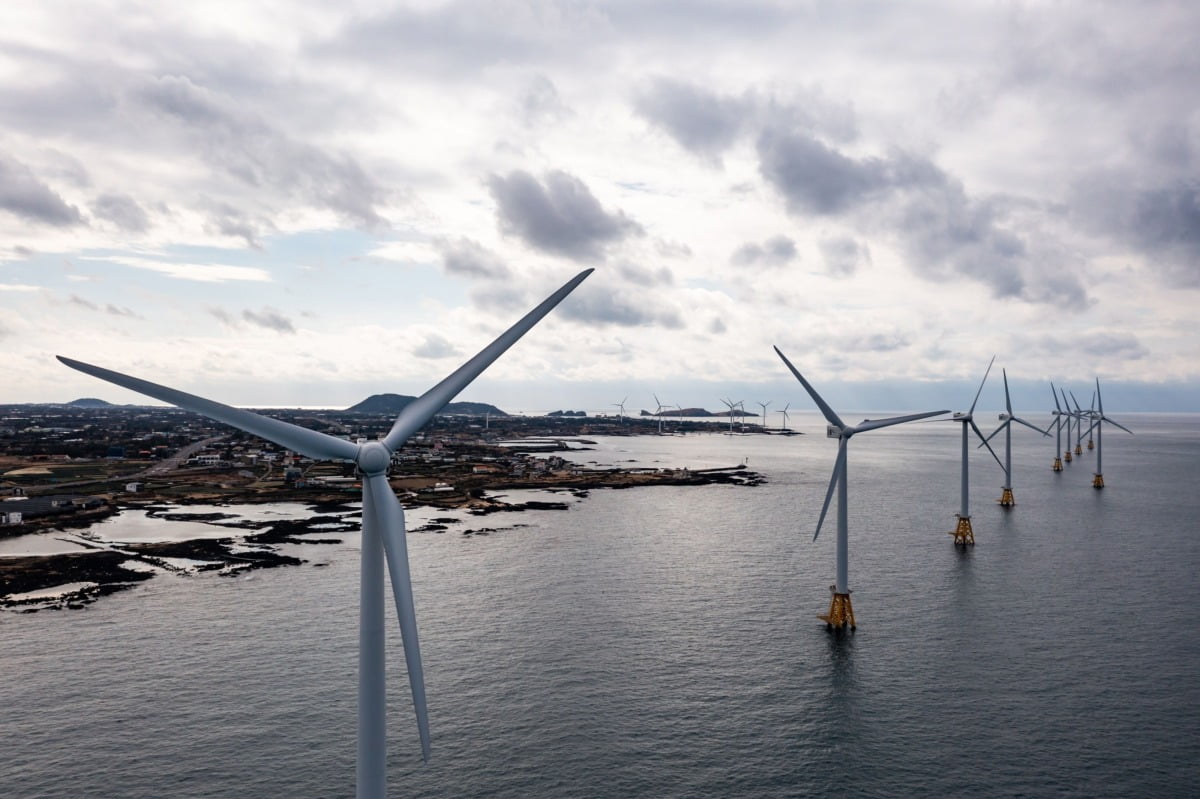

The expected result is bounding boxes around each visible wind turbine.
[1075,391,1094,453]
[1059,387,1075,464]
[757,400,771,432]
[775,347,947,630]
[653,393,667,434]
[612,396,627,424]
[982,369,1049,506]
[1049,383,1066,472]
[946,356,1004,545]
[58,269,593,799]
[1087,378,1133,488]
[777,402,791,432]
[720,398,739,435]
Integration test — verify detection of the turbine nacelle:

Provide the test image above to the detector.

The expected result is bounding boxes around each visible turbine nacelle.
[826,424,845,439]
[357,441,392,476]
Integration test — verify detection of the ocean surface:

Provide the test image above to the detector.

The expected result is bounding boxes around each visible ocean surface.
[3,411,1199,798]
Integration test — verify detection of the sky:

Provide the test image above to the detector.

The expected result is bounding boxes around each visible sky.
[2,1,1198,414]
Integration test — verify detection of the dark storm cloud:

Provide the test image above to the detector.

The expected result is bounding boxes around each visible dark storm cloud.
[730,235,796,267]
[488,170,643,261]
[138,74,388,230]
[436,237,511,279]
[413,334,459,359]
[0,154,84,227]
[92,193,150,233]
[819,236,867,277]
[634,78,749,160]
[242,307,296,334]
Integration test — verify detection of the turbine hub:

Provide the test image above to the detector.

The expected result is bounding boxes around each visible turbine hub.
[357,441,391,476]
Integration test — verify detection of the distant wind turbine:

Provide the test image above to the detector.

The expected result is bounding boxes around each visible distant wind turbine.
[945,357,1004,545]
[775,347,948,630]
[1060,386,1076,463]
[653,393,666,434]
[721,398,738,435]
[757,400,771,432]
[777,402,791,432]
[1070,390,1087,456]
[612,396,627,423]
[1049,383,1066,472]
[1086,378,1133,488]
[982,369,1049,506]
[58,269,593,799]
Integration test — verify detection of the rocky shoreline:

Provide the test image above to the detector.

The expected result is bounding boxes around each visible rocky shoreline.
[1,465,763,612]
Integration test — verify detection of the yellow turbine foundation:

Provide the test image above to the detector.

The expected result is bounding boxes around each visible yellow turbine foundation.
[1093,473,1104,489]
[1087,439,1094,450]
[1075,443,1083,455]
[950,514,975,545]
[1064,450,1073,463]
[819,587,855,630]
[1052,457,1063,472]
[999,488,1015,506]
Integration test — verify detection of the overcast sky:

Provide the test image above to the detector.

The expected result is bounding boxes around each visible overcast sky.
[2,1,1197,413]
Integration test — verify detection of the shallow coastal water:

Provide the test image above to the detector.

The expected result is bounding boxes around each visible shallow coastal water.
[2,412,1199,797]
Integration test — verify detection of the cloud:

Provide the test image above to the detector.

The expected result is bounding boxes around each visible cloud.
[99,256,272,283]
[634,78,750,161]
[488,170,643,261]
[242,307,296,334]
[556,287,683,329]
[731,235,796,267]
[615,261,674,287]
[436,237,510,279]
[92,193,150,233]
[106,304,140,318]
[138,74,389,231]
[413,333,460,359]
[0,283,42,292]
[758,128,1087,304]
[1079,332,1149,360]
[0,154,85,227]
[819,235,868,277]
[69,294,98,311]
[521,75,571,125]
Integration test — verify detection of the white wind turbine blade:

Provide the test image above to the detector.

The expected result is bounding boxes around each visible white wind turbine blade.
[1094,378,1133,433]
[1105,417,1135,435]
[813,444,845,542]
[363,472,430,762]
[981,420,1008,445]
[1002,368,1013,415]
[1011,415,1051,436]
[970,419,1004,470]
[384,269,593,451]
[773,347,846,429]
[854,410,949,434]
[56,356,358,461]
[969,355,996,415]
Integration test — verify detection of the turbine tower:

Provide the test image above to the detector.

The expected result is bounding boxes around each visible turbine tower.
[757,400,771,432]
[653,393,667,434]
[982,369,1049,506]
[946,357,1004,545]
[1070,390,1087,456]
[1087,378,1133,488]
[777,402,791,432]
[1049,383,1066,472]
[612,396,627,424]
[58,269,593,799]
[775,347,947,630]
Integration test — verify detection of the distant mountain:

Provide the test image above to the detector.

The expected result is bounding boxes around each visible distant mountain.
[345,393,506,416]
[65,398,116,408]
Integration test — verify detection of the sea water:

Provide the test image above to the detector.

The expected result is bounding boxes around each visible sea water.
[2,412,1199,797]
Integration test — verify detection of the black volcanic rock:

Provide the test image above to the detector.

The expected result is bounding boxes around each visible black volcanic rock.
[346,393,506,416]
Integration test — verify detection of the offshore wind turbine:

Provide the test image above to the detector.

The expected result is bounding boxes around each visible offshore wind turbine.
[1060,387,1075,464]
[1087,378,1133,488]
[720,398,740,435]
[775,347,948,630]
[757,400,771,432]
[777,402,791,432]
[58,269,593,799]
[1070,390,1087,456]
[946,356,1004,545]
[1050,383,1066,472]
[982,369,1049,506]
